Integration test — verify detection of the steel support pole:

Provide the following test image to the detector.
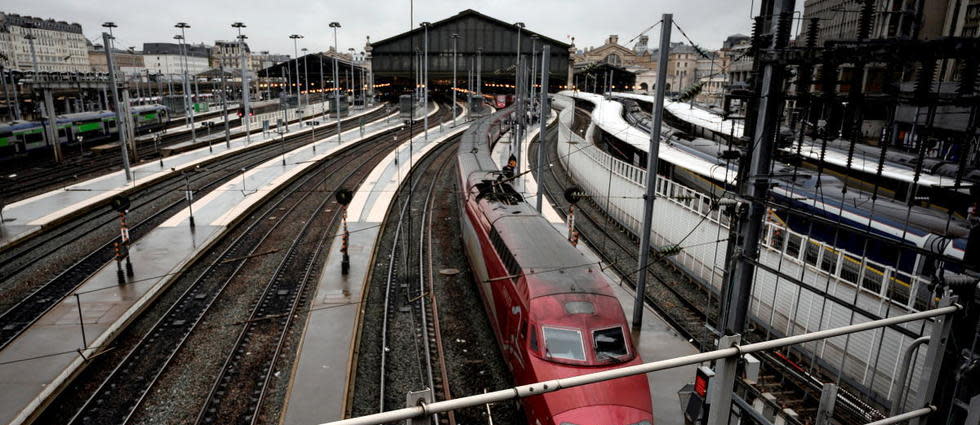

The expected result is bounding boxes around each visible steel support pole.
[42,90,63,162]
[632,13,671,330]
[707,334,740,425]
[333,56,341,140]
[10,71,22,120]
[121,89,137,159]
[535,46,551,212]
[0,68,10,122]
[332,26,342,142]
[103,32,132,181]
[221,64,231,148]
[452,35,457,127]
[319,55,326,120]
[909,292,956,425]
[178,31,198,146]
[423,26,428,140]
[720,0,794,335]
[238,28,251,143]
[815,383,838,425]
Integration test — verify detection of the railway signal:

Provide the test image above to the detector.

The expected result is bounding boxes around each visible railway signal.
[111,195,133,284]
[337,189,353,275]
[563,186,583,246]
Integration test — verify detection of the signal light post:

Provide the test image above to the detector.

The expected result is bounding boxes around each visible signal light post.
[111,195,133,284]
[336,189,353,275]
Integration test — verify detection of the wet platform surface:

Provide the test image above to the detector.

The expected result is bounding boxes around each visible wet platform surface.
[0,104,383,250]
[0,105,395,425]
[281,104,467,424]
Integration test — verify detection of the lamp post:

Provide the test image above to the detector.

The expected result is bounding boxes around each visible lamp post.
[290,34,304,108]
[233,22,251,143]
[329,22,342,141]
[101,24,132,181]
[420,22,430,140]
[450,33,460,126]
[174,22,197,146]
[301,47,309,109]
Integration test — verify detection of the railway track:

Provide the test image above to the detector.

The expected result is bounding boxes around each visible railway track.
[63,127,397,425]
[0,102,357,202]
[530,117,843,425]
[49,104,451,425]
[375,136,458,420]
[0,107,393,352]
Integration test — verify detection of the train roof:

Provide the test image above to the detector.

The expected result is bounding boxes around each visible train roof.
[563,90,738,185]
[491,205,615,299]
[458,106,617,300]
[607,91,967,188]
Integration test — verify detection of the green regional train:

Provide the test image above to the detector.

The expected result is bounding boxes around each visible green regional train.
[0,104,170,155]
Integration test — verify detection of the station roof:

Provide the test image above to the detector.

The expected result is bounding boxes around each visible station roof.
[255,52,366,83]
[369,9,571,80]
[370,9,570,51]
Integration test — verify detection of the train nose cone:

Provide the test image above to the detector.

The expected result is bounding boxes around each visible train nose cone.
[554,405,653,425]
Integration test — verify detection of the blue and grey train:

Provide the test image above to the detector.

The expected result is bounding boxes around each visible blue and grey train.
[0,104,170,156]
[609,97,970,276]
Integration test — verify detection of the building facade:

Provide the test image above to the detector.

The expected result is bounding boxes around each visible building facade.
[666,44,698,94]
[369,9,570,93]
[0,12,90,72]
[88,45,146,77]
[212,40,250,71]
[143,42,210,80]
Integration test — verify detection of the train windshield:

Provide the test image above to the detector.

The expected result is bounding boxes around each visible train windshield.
[542,326,586,361]
[593,326,629,360]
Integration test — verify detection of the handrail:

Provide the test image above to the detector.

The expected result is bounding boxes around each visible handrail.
[323,304,959,425]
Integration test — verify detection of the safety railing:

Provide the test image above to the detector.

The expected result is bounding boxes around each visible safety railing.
[323,301,959,425]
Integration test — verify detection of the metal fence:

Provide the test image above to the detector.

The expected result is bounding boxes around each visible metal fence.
[552,95,936,404]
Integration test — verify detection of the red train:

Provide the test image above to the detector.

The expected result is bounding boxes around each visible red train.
[456,108,654,424]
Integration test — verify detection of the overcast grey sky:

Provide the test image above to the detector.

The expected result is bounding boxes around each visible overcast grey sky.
[5,0,804,56]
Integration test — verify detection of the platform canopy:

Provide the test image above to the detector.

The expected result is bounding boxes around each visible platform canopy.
[256,53,367,92]
[369,9,571,88]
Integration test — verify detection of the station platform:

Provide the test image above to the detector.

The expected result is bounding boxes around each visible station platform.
[280,105,468,425]
[0,104,406,425]
[0,103,383,251]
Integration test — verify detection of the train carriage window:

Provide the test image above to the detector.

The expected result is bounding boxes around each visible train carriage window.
[593,326,628,360]
[542,327,585,361]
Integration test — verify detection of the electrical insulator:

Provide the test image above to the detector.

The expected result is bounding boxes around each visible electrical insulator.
[805,18,820,49]
[914,58,936,104]
[775,12,793,48]
[857,0,874,41]
[750,16,765,53]
[957,57,977,98]
[819,60,838,100]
